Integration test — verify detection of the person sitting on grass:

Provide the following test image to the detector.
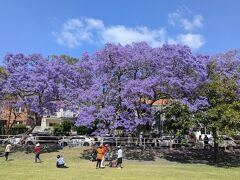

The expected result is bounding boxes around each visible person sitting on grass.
[56,155,68,168]
[109,159,117,168]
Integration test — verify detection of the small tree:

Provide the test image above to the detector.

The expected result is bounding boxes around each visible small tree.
[197,51,240,162]
[72,125,93,135]
[164,102,193,136]
[53,121,73,136]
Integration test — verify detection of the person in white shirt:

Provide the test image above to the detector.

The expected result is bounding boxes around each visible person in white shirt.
[139,132,143,146]
[5,142,12,161]
[117,146,123,168]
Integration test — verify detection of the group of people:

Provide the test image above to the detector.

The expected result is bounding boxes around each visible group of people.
[199,135,209,145]
[95,144,123,169]
[4,142,43,163]
[35,143,68,168]
[4,142,123,169]
[4,142,67,168]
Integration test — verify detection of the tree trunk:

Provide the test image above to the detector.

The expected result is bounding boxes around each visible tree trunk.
[212,127,219,163]
[20,113,42,144]
[6,106,13,130]
[5,107,18,135]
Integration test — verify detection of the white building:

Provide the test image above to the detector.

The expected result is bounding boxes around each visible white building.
[35,109,77,132]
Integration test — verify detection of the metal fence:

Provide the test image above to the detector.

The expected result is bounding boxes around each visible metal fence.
[1,135,240,150]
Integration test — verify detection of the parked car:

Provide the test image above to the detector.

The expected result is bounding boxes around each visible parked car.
[102,137,118,146]
[2,135,23,145]
[58,135,95,147]
[158,136,176,147]
[94,136,117,147]
[25,133,61,145]
[206,135,237,150]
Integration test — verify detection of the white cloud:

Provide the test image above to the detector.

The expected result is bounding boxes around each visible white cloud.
[54,18,98,47]
[56,31,80,48]
[168,9,183,26]
[102,26,166,47]
[54,13,205,50]
[168,8,203,31]
[176,33,205,49]
[167,38,177,45]
[85,18,105,29]
[63,19,83,30]
[54,18,167,48]
[180,15,203,31]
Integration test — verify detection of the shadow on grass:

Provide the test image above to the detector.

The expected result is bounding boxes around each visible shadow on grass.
[80,148,93,160]
[80,146,240,167]
[125,148,155,161]
[80,146,155,161]
[159,149,240,168]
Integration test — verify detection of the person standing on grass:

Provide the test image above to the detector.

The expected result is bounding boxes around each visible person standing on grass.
[90,147,97,161]
[116,146,123,169]
[101,144,108,168]
[34,143,41,163]
[96,145,103,169]
[5,141,12,161]
[139,132,143,146]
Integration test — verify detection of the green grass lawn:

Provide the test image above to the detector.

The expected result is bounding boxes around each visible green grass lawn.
[0,147,240,180]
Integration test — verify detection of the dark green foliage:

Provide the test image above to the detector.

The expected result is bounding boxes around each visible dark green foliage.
[164,103,193,136]
[201,72,240,135]
[0,124,28,135]
[49,54,78,64]
[53,121,73,136]
[53,124,64,136]
[0,66,7,77]
[72,126,91,135]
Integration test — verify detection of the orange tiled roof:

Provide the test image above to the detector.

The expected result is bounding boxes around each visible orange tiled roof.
[145,99,170,106]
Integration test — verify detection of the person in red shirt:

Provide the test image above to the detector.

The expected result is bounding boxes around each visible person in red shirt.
[101,144,108,168]
[34,143,41,163]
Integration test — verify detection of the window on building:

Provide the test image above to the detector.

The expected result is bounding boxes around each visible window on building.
[15,107,22,114]
[0,120,7,127]
[15,121,23,125]
[0,103,3,112]
[49,123,57,127]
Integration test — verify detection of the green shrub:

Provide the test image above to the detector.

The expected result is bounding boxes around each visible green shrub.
[53,121,73,136]
[0,124,28,135]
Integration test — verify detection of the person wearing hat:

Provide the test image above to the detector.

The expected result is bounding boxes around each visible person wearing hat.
[34,143,41,163]
[96,145,103,169]
[4,141,12,161]
[101,144,108,168]
[117,146,123,169]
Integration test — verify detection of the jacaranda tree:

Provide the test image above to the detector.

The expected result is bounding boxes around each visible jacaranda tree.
[2,53,84,129]
[75,43,209,135]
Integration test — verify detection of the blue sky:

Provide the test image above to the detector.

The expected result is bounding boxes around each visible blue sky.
[0,0,240,61]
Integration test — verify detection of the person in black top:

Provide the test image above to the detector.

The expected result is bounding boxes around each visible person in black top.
[204,135,209,145]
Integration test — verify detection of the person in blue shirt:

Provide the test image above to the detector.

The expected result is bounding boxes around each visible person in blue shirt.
[56,155,68,168]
